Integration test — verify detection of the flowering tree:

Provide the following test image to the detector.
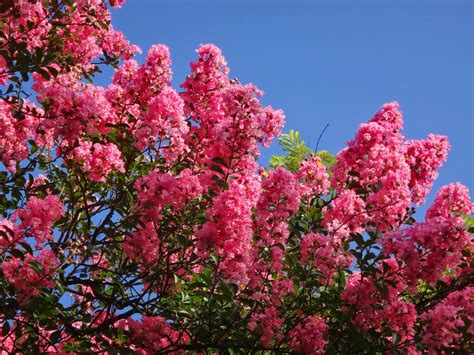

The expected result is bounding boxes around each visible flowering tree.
[0,1,472,353]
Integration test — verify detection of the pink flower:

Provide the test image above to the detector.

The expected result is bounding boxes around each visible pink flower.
[100,27,140,60]
[249,167,303,280]
[108,45,189,160]
[288,316,328,354]
[382,218,470,287]
[0,219,21,252]
[34,76,117,144]
[256,167,302,224]
[123,222,161,265]
[426,183,472,221]
[421,287,473,349]
[2,249,59,302]
[0,100,39,172]
[128,316,189,351]
[404,134,450,204]
[16,194,64,244]
[331,101,412,231]
[70,140,125,182]
[180,44,284,189]
[341,260,416,346]
[135,169,202,219]
[248,306,284,348]
[300,232,352,283]
[297,156,330,196]
[196,175,261,281]
[382,184,472,287]
[0,54,10,85]
[322,189,367,243]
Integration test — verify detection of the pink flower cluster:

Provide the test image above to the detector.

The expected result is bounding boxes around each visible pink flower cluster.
[297,156,330,197]
[330,101,451,232]
[181,44,284,183]
[322,189,366,243]
[134,169,202,220]
[382,183,472,287]
[250,168,302,282]
[421,286,473,350]
[128,316,189,352]
[288,316,328,354]
[108,45,188,160]
[0,219,20,253]
[3,0,137,74]
[1,249,58,302]
[246,168,307,347]
[15,193,64,244]
[0,55,9,85]
[1,0,138,172]
[69,140,125,182]
[196,176,261,281]
[0,100,39,172]
[331,102,410,230]
[248,306,285,348]
[341,260,417,347]
[300,232,352,283]
[256,167,302,223]
[404,134,450,204]
[124,222,160,265]
[34,75,117,145]
[425,182,472,221]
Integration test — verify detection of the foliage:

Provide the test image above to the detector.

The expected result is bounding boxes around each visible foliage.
[270,130,336,174]
[0,1,472,354]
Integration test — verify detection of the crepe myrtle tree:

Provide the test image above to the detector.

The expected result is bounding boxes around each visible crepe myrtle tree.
[0,1,472,353]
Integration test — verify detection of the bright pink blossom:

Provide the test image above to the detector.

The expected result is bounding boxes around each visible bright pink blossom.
[341,260,416,346]
[249,167,303,284]
[124,222,160,265]
[0,100,39,171]
[322,189,367,243]
[128,316,189,351]
[404,134,450,204]
[383,183,472,287]
[297,156,330,196]
[181,44,284,188]
[0,220,20,252]
[256,167,302,224]
[108,45,189,159]
[331,102,412,230]
[34,75,117,144]
[421,287,474,350]
[300,232,352,282]
[382,218,470,287]
[288,316,328,354]
[248,306,284,348]
[196,175,261,281]
[69,140,125,182]
[16,193,64,244]
[2,249,59,302]
[135,169,202,219]
[426,183,472,221]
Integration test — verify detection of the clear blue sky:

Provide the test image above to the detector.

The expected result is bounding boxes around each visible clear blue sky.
[107,0,473,209]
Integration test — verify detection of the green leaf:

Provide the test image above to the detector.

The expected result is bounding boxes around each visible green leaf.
[10,248,24,259]
[269,130,316,172]
[36,67,52,80]
[212,157,227,166]
[50,330,61,343]
[2,321,10,335]
[210,164,225,175]
[28,260,44,274]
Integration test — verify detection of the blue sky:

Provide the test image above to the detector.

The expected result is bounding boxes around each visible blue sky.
[107,0,472,210]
